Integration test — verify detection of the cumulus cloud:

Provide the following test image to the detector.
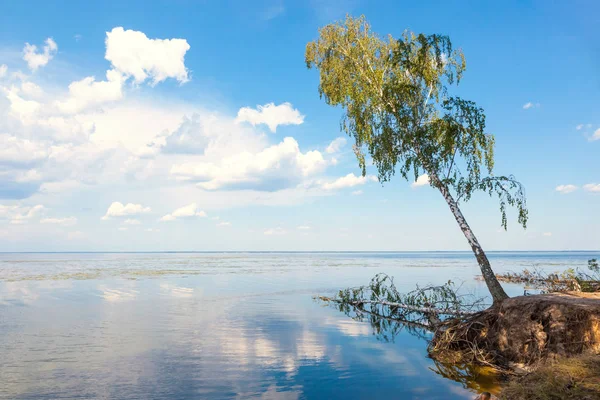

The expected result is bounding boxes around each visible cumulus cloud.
[0,135,48,167]
[0,204,45,224]
[583,183,600,193]
[4,87,41,121]
[54,28,191,115]
[102,202,151,219]
[159,114,210,154]
[23,38,58,71]
[216,221,231,227]
[325,137,347,154]
[123,218,141,225]
[522,102,540,110]
[411,174,430,188]
[40,216,77,226]
[320,173,377,190]
[352,190,363,195]
[264,227,286,235]
[20,81,44,98]
[235,102,304,132]
[591,128,600,142]
[171,137,326,191]
[105,27,190,85]
[0,64,7,78]
[555,184,578,194]
[160,203,206,221]
[54,69,124,114]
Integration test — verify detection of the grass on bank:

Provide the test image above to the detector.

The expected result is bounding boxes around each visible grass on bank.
[499,354,600,400]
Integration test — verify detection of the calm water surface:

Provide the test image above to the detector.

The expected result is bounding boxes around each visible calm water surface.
[1,252,598,399]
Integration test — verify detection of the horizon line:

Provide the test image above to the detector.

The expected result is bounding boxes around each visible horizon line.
[1,250,599,254]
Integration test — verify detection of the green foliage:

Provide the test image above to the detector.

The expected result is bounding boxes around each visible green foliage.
[334,273,484,326]
[306,15,528,230]
[588,258,599,273]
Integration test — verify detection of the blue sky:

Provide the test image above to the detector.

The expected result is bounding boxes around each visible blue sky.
[0,0,598,251]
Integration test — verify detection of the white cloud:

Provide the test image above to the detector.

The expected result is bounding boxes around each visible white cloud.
[146,228,159,232]
[235,102,304,132]
[171,137,326,191]
[522,102,540,110]
[39,180,82,194]
[577,123,593,131]
[118,227,128,231]
[40,217,77,226]
[124,219,141,225]
[555,184,578,194]
[411,174,430,188]
[264,227,286,235]
[320,173,377,190]
[591,128,600,142]
[583,183,600,193]
[0,135,49,166]
[352,190,363,195]
[160,203,206,221]
[4,87,41,121]
[23,38,58,71]
[216,221,231,227]
[105,27,190,85]
[297,225,310,230]
[54,27,191,115]
[0,64,7,78]
[74,34,82,42]
[19,81,44,98]
[543,232,552,237]
[102,202,151,219]
[54,69,124,114]
[326,137,347,154]
[2,204,45,224]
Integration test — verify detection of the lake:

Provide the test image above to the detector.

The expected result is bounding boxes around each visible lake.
[1,251,598,399]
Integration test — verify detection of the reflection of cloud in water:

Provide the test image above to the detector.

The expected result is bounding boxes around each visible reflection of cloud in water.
[0,281,40,305]
[97,282,139,302]
[296,329,325,360]
[159,283,195,298]
[0,280,73,306]
[325,317,371,337]
[1,280,477,399]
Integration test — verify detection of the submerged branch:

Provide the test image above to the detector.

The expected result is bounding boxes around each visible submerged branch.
[317,296,476,317]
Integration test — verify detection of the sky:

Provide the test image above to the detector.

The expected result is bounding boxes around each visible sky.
[0,0,598,251]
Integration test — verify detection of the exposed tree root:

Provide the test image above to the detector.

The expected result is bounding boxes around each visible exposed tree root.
[318,272,600,375]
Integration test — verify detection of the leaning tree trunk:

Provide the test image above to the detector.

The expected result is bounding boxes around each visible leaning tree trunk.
[432,175,509,304]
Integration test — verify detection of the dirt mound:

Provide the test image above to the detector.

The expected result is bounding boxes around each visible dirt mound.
[430,292,600,368]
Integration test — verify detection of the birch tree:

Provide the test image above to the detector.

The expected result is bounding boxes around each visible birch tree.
[305,16,528,303]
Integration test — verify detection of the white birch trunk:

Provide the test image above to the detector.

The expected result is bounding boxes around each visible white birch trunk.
[430,173,509,304]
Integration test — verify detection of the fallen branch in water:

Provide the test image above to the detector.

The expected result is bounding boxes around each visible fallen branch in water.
[317,296,477,318]
[316,273,486,333]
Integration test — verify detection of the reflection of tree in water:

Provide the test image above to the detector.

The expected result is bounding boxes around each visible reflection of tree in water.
[318,273,497,392]
[334,301,501,393]
[334,300,432,342]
